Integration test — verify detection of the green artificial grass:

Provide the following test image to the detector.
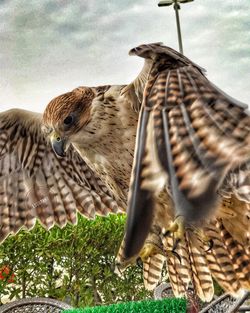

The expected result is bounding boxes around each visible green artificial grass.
[64,298,186,313]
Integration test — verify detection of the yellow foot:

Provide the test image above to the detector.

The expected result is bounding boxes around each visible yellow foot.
[162,215,185,262]
[162,216,214,263]
[139,242,164,263]
[115,232,164,274]
[164,215,185,237]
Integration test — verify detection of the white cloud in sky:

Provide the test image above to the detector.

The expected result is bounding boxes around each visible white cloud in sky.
[0,0,249,112]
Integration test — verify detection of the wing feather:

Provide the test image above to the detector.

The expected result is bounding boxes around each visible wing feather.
[163,235,191,298]
[143,254,165,291]
[205,222,241,295]
[185,232,214,302]
[124,43,250,258]
[124,107,154,258]
[214,220,250,290]
[0,109,120,242]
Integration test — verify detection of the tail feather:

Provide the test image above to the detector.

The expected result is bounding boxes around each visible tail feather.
[162,235,191,298]
[205,222,241,295]
[116,217,250,301]
[143,254,165,290]
[185,231,214,302]
[216,220,250,290]
[162,231,214,302]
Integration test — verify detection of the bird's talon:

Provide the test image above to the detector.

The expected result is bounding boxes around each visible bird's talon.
[172,250,182,263]
[136,257,143,269]
[191,227,214,252]
[172,237,181,252]
[163,230,171,237]
[162,216,185,263]
[205,239,214,252]
[139,241,164,262]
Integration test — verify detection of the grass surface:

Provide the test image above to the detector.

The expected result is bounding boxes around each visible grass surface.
[64,298,186,313]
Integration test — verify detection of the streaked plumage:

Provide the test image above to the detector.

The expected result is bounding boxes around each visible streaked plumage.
[124,43,250,260]
[122,44,250,301]
[0,109,121,242]
[115,225,166,291]
[0,43,249,302]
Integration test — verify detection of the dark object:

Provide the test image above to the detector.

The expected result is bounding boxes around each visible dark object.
[228,292,250,313]
[200,292,250,313]
[158,0,194,53]
[154,283,250,313]
[154,282,175,299]
[0,297,72,313]
[158,0,194,6]
[199,293,237,313]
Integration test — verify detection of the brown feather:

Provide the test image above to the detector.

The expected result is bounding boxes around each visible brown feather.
[163,234,191,298]
[43,87,95,132]
[205,221,242,295]
[216,220,250,290]
[185,233,214,303]
[0,109,120,242]
[1,43,250,304]
[125,43,250,263]
[143,254,165,291]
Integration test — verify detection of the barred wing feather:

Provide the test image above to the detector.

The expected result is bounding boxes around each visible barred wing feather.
[125,43,250,259]
[0,109,119,242]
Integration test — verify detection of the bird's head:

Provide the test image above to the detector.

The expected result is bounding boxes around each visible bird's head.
[42,87,95,157]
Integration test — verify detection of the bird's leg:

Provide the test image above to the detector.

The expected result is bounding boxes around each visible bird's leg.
[139,241,165,263]
[162,216,214,262]
[162,215,185,261]
[137,226,165,263]
[115,229,165,273]
[164,215,185,239]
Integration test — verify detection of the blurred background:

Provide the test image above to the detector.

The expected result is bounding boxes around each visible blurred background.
[0,0,249,111]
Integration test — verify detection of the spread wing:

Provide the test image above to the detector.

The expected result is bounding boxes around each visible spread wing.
[0,109,120,242]
[124,43,250,259]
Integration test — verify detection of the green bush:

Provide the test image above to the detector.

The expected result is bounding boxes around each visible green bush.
[64,298,186,313]
[0,214,151,307]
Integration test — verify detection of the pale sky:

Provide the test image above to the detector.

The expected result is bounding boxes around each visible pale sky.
[0,0,249,113]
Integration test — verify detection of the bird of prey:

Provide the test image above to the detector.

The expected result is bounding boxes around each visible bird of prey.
[0,43,250,302]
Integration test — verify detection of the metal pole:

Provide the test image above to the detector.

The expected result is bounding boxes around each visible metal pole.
[158,0,194,53]
[173,0,183,54]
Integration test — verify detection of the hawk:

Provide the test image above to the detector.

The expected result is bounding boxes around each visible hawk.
[0,43,249,302]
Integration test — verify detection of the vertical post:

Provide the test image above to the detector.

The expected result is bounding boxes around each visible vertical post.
[173,0,183,54]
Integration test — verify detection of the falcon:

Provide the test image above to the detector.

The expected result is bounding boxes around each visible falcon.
[0,43,250,302]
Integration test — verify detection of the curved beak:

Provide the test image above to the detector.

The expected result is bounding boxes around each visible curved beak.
[50,132,67,157]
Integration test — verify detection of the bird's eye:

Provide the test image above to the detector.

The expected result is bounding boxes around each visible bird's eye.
[63,115,74,126]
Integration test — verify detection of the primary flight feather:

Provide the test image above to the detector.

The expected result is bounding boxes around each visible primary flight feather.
[124,43,250,261]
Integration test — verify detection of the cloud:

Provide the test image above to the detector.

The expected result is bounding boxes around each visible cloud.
[0,0,249,112]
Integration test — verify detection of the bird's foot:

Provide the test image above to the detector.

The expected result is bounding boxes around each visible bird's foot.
[139,242,164,263]
[162,215,185,262]
[115,242,165,273]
